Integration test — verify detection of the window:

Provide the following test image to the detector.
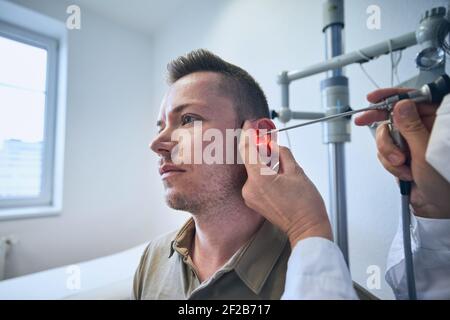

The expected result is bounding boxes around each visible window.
[0,1,67,220]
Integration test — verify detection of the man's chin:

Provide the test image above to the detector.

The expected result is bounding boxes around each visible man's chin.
[165,190,194,211]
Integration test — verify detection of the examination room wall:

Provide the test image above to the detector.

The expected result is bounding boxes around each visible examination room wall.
[149,0,450,299]
[0,0,174,279]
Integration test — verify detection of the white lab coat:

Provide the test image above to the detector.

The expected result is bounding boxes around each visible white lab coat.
[426,94,450,183]
[282,96,450,300]
[282,215,450,300]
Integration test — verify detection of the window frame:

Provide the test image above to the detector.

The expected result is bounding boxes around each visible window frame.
[0,0,67,221]
[0,21,58,209]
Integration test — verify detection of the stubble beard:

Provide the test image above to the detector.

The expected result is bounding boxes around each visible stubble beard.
[164,165,247,216]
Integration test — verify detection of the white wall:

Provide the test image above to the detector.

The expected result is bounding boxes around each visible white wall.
[149,0,449,299]
[0,0,187,279]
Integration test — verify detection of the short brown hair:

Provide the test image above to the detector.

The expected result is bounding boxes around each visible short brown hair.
[167,49,270,123]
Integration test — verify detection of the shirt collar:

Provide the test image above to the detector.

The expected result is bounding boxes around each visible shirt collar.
[233,219,288,294]
[168,217,288,295]
[169,218,195,259]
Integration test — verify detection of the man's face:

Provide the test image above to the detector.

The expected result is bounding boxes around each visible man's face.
[150,72,246,213]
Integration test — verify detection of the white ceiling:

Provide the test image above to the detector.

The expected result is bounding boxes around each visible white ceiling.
[75,0,187,36]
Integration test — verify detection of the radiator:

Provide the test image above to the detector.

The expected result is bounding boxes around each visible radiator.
[0,237,14,281]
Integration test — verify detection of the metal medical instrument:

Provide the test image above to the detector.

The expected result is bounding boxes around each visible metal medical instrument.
[264,74,450,136]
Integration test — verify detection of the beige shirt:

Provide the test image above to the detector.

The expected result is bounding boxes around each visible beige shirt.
[132,218,291,300]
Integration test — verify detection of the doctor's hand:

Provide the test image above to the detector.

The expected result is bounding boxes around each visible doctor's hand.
[355,88,450,219]
[238,120,332,248]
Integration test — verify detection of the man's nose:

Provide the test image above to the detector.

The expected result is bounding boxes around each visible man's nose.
[149,132,177,157]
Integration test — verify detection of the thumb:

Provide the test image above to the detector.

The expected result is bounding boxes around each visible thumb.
[393,100,429,160]
[272,141,300,174]
[238,121,269,176]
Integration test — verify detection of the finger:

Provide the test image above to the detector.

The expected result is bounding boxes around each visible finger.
[366,87,413,103]
[270,141,302,175]
[377,152,413,181]
[392,100,430,161]
[239,121,273,176]
[268,143,280,172]
[355,88,413,126]
[366,88,437,114]
[376,123,406,166]
[355,103,435,126]
[354,109,388,126]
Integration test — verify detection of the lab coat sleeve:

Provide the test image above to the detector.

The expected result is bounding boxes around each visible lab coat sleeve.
[282,237,358,300]
[385,213,450,299]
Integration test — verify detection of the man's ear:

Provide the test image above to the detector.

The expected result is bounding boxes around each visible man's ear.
[248,118,277,156]
[253,118,277,143]
[253,118,276,131]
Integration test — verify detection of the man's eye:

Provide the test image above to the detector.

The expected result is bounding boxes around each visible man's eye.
[181,114,198,126]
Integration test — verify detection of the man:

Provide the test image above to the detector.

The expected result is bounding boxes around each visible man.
[132,48,378,300]
[239,87,450,299]
[132,49,290,299]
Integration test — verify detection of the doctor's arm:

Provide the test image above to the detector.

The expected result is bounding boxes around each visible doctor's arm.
[356,89,450,299]
[239,121,357,300]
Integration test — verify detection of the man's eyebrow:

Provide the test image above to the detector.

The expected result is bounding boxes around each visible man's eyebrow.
[157,103,207,128]
[171,103,203,114]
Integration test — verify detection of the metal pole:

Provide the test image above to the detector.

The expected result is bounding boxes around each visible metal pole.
[287,32,416,82]
[291,111,325,120]
[328,143,348,262]
[322,0,349,265]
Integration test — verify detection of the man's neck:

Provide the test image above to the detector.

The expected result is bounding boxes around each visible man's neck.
[190,196,265,282]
